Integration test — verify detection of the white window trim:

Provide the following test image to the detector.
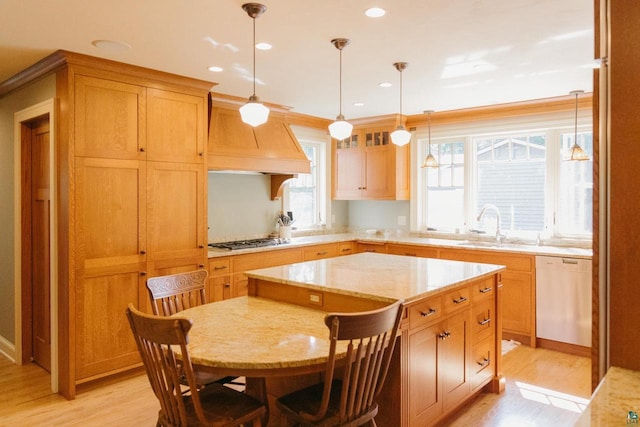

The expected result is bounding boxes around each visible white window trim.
[286,125,331,230]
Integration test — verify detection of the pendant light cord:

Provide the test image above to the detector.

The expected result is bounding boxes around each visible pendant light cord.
[573,91,578,146]
[398,69,403,117]
[252,16,256,97]
[427,112,432,154]
[338,47,343,117]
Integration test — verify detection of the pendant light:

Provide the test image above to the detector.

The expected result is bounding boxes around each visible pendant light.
[328,38,353,140]
[239,3,270,127]
[391,62,411,146]
[421,110,439,168]
[566,90,589,161]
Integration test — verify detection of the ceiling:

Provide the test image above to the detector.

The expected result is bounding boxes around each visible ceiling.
[1,0,594,120]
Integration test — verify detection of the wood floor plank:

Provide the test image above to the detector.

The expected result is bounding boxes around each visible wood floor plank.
[0,344,591,426]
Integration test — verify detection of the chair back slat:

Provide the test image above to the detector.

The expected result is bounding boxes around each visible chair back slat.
[307,300,403,425]
[147,270,209,316]
[125,304,208,426]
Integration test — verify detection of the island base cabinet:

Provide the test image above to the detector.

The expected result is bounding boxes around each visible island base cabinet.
[407,310,471,426]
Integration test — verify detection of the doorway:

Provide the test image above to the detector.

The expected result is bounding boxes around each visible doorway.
[14,99,57,391]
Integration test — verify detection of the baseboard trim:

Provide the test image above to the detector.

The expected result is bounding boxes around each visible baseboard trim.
[536,337,591,358]
[0,334,16,362]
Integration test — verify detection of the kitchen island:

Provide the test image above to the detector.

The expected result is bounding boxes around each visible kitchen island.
[244,252,506,426]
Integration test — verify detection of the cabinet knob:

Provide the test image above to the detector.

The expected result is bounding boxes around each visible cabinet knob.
[139,147,145,152]
[140,250,146,255]
[199,245,204,249]
[224,284,231,288]
[140,271,147,276]
[198,264,205,268]
[198,152,204,157]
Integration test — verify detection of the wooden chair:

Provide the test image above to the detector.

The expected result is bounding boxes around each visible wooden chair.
[146,270,210,317]
[276,300,404,427]
[125,304,265,427]
[146,270,243,389]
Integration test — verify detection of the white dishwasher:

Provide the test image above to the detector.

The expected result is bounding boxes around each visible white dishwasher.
[535,256,592,346]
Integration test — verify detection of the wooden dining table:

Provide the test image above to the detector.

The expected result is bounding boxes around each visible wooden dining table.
[174,296,351,425]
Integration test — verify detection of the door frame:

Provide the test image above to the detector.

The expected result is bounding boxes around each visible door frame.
[14,98,58,392]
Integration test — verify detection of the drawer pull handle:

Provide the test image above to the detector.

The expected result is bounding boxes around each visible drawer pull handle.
[420,308,437,317]
[198,264,205,268]
[317,251,328,256]
[479,287,492,294]
[477,357,490,368]
[453,296,468,304]
[478,318,491,326]
[224,284,231,288]
[438,331,451,340]
[213,265,227,271]
[341,248,352,252]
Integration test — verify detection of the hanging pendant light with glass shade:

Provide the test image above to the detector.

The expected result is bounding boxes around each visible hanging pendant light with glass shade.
[566,90,589,161]
[328,38,353,141]
[239,3,270,127]
[421,110,439,168]
[391,62,411,146]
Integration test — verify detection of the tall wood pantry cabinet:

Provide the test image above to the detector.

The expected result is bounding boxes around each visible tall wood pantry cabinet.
[11,51,213,398]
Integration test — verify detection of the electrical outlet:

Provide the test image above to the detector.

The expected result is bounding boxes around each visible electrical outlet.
[397,216,407,226]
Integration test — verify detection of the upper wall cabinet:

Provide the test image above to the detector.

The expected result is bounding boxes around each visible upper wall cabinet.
[332,121,410,200]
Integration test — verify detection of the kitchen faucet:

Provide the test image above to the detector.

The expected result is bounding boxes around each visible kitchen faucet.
[477,204,505,243]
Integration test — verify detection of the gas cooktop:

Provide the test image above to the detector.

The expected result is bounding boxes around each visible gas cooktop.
[208,237,284,251]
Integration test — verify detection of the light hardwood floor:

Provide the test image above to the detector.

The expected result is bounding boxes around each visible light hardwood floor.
[0,344,591,426]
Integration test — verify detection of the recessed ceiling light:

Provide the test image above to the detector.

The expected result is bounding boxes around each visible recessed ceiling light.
[379,82,392,88]
[256,42,272,50]
[208,66,224,72]
[91,39,131,52]
[354,102,365,107]
[365,7,386,18]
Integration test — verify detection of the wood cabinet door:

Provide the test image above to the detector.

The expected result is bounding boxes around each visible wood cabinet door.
[363,145,394,199]
[501,270,533,336]
[441,310,471,411]
[146,161,206,261]
[75,266,146,380]
[74,75,146,160]
[408,323,442,426]
[146,88,205,163]
[75,157,146,271]
[333,145,363,199]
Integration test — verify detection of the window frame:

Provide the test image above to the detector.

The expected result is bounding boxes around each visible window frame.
[413,110,592,244]
[283,126,330,231]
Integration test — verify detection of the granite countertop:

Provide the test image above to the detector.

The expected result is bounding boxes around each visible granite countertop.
[244,252,505,304]
[208,232,593,259]
[575,366,640,426]
[175,296,347,372]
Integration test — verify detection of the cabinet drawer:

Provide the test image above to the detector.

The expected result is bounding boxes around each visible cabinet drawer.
[471,335,495,391]
[337,242,355,256]
[356,242,387,253]
[439,249,533,272]
[387,244,438,258]
[471,277,495,302]
[303,244,338,261]
[209,259,231,276]
[472,299,495,343]
[443,286,471,314]
[408,296,443,328]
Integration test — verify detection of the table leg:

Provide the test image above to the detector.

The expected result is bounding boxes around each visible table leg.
[246,377,269,425]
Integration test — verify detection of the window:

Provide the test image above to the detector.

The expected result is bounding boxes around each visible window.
[416,112,592,242]
[285,127,329,230]
[425,140,465,231]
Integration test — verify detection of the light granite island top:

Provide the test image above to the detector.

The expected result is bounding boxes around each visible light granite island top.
[244,252,506,304]
[575,366,640,426]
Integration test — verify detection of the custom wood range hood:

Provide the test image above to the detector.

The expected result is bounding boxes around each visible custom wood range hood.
[208,93,311,198]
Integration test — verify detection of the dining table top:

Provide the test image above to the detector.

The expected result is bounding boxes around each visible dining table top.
[174,296,348,377]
